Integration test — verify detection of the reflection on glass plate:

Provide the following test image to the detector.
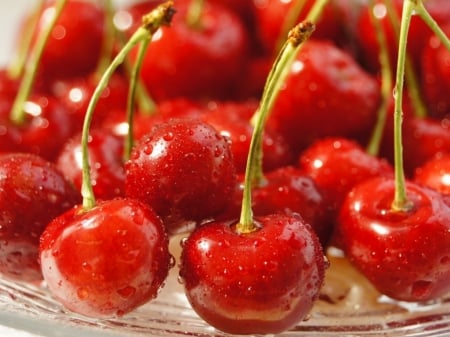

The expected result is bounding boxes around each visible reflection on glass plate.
[0,238,449,337]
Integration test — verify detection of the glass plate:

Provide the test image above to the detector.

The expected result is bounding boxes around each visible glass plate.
[1,238,449,337]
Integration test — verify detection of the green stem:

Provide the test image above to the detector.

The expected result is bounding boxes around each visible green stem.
[414,0,450,50]
[385,0,427,118]
[237,22,315,233]
[80,1,175,210]
[7,0,45,79]
[186,0,204,29]
[124,36,152,161]
[274,0,307,55]
[366,0,392,157]
[391,0,414,212]
[10,0,67,125]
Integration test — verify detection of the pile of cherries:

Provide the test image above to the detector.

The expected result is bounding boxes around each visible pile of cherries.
[0,0,449,335]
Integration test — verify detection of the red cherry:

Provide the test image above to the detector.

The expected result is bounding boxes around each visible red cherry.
[39,198,171,317]
[128,1,250,101]
[337,176,450,302]
[0,94,76,161]
[268,39,380,154]
[0,153,80,281]
[179,214,326,334]
[25,0,106,84]
[56,128,126,200]
[125,118,237,234]
[421,24,450,120]
[298,137,393,218]
[252,0,345,55]
[51,72,130,130]
[414,154,450,196]
[201,100,295,173]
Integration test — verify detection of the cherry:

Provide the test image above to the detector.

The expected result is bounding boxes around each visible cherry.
[201,99,295,173]
[56,128,126,200]
[267,39,380,154]
[252,0,345,55]
[179,214,326,334]
[414,154,450,196]
[298,137,393,219]
[337,176,450,301]
[127,0,250,101]
[25,0,106,84]
[39,198,172,317]
[421,23,450,120]
[0,152,80,281]
[125,118,237,234]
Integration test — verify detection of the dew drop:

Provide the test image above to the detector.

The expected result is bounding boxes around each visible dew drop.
[411,280,432,298]
[169,254,176,268]
[177,275,185,285]
[117,285,136,298]
[143,145,153,155]
[163,132,174,141]
[77,288,89,300]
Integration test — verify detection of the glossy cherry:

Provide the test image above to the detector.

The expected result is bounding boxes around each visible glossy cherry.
[414,154,450,196]
[56,128,126,200]
[39,198,172,317]
[298,137,394,218]
[179,214,326,334]
[125,118,237,234]
[0,152,80,281]
[267,39,381,154]
[337,176,450,301]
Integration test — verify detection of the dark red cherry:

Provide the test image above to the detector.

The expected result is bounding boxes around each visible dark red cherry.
[179,214,326,334]
[56,128,126,200]
[39,198,171,317]
[25,0,106,84]
[268,40,380,154]
[338,176,450,302]
[0,153,80,281]
[128,1,250,101]
[125,118,236,234]
[298,137,393,218]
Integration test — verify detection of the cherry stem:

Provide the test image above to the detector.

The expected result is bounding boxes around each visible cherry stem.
[80,1,175,210]
[385,0,427,119]
[7,0,45,79]
[186,0,204,29]
[366,0,392,157]
[124,35,152,161]
[237,21,315,234]
[391,0,414,212]
[9,0,67,125]
[413,0,450,50]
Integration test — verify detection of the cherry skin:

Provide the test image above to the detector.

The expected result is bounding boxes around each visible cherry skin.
[0,153,80,281]
[337,176,450,302]
[25,0,106,84]
[125,118,237,234]
[414,154,450,196]
[179,214,326,335]
[127,0,250,101]
[56,128,126,200]
[298,137,394,219]
[268,39,381,154]
[39,198,172,318]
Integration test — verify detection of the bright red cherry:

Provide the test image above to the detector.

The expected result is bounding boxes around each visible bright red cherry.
[338,176,450,302]
[179,214,326,334]
[414,154,450,196]
[125,118,237,234]
[268,39,381,154]
[0,153,80,281]
[56,128,126,200]
[40,198,172,317]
